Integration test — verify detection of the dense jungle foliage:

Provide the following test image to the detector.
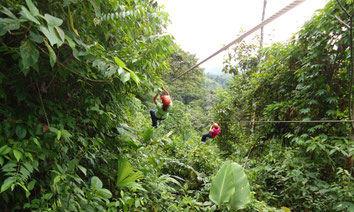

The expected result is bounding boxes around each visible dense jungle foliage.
[0,0,353,211]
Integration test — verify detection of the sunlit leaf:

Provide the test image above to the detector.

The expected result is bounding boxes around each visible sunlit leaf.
[13,149,23,162]
[0,145,12,155]
[20,6,40,24]
[55,26,65,41]
[117,158,143,188]
[40,26,63,47]
[91,176,103,190]
[78,165,87,176]
[1,7,18,19]
[1,177,16,193]
[126,68,140,85]
[114,57,127,68]
[209,161,235,205]
[229,163,251,210]
[120,71,130,83]
[44,14,63,26]
[96,188,112,199]
[44,39,56,67]
[25,0,39,16]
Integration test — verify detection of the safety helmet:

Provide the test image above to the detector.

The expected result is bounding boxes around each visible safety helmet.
[161,95,171,106]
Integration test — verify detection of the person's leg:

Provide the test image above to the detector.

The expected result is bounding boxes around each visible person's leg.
[150,110,158,127]
[201,132,212,143]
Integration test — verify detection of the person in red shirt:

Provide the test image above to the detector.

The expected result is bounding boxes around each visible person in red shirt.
[201,121,220,144]
[150,88,173,128]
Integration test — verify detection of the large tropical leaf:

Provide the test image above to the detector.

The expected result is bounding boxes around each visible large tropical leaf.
[117,158,143,188]
[229,163,251,210]
[209,161,235,205]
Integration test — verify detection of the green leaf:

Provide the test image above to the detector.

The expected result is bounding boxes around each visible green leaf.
[25,0,39,16]
[78,165,87,176]
[55,26,65,41]
[1,177,16,193]
[31,137,41,148]
[0,145,12,155]
[65,35,76,48]
[120,71,130,83]
[114,57,127,68]
[20,6,40,24]
[28,31,43,43]
[126,69,140,85]
[300,108,310,114]
[53,176,61,184]
[27,180,36,191]
[142,128,154,142]
[68,159,79,172]
[117,158,133,185]
[15,125,27,139]
[44,14,63,26]
[117,158,143,188]
[229,163,251,210]
[105,66,117,77]
[91,176,103,190]
[13,149,23,162]
[96,188,112,199]
[209,161,235,206]
[61,130,72,140]
[44,39,56,67]
[0,21,7,36]
[117,171,143,187]
[20,39,39,70]
[23,162,33,172]
[0,18,20,36]
[40,26,63,47]
[56,130,62,140]
[42,193,53,200]
[1,7,18,20]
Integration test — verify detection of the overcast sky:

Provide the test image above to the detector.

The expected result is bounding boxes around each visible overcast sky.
[158,0,329,73]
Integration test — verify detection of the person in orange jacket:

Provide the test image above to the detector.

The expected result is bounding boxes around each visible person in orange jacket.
[150,88,173,127]
[201,122,220,144]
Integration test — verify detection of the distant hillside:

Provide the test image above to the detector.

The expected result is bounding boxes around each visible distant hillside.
[205,73,231,90]
[204,66,223,75]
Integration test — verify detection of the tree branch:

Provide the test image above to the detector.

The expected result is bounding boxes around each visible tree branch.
[35,81,50,128]
[335,0,351,18]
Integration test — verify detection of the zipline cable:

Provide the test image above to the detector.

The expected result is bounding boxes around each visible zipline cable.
[218,120,354,124]
[174,0,307,80]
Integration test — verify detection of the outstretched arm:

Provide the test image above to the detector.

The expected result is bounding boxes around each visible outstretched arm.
[209,124,213,132]
[162,87,169,96]
[153,93,159,105]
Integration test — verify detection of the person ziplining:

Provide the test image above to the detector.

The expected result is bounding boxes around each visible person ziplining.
[150,88,173,128]
[201,122,221,144]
